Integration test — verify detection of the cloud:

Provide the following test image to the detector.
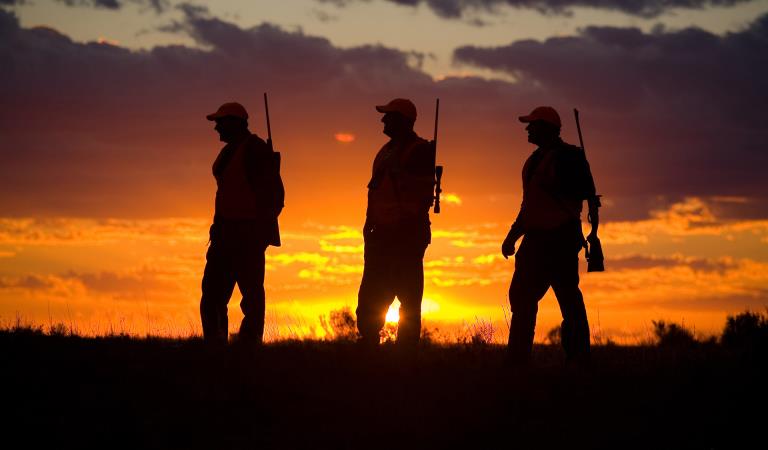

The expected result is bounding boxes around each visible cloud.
[1,7,768,224]
[0,218,208,246]
[53,0,170,13]
[62,268,181,296]
[319,240,364,253]
[582,258,768,312]
[599,197,768,245]
[309,7,339,23]
[0,274,54,290]
[454,15,768,214]
[320,0,755,19]
[0,7,445,219]
[443,193,462,205]
[334,132,356,143]
[608,254,737,272]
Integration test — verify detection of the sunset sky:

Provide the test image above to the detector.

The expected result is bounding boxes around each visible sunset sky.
[1,0,767,342]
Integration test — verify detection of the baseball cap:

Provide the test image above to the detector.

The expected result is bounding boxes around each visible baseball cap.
[519,106,561,128]
[206,102,249,121]
[375,98,417,121]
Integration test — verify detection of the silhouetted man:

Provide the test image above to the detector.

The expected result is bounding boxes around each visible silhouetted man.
[502,106,598,365]
[357,98,436,348]
[200,102,284,345]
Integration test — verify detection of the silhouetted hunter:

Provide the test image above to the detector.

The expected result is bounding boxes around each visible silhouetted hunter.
[200,102,284,345]
[357,99,437,347]
[502,106,600,364]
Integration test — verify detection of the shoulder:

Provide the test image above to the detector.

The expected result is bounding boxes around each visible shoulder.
[554,141,586,162]
[556,140,582,153]
[244,134,270,152]
[410,135,433,153]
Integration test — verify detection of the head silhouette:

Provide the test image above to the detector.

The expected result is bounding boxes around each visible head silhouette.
[519,106,561,147]
[214,116,249,143]
[525,120,560,147]
[375,98,417,139]
[206,102,250,143]
[381,111,414,139]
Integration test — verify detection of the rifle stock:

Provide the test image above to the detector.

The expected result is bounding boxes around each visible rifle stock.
[574,108,604,272]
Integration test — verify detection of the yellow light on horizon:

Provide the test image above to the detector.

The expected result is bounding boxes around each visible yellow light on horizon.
[443,193,462,205]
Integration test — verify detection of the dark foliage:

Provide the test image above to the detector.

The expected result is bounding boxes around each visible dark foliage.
[722,310,768,350]
[652,320,697,347]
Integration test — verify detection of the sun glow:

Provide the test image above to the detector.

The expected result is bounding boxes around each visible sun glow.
[385,301,401,323]
[334,132,355,143]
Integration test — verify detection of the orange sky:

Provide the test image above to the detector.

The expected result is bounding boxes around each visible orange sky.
[2,197,767,342]
[1,1,768,342]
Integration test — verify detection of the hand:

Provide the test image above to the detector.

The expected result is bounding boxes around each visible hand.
[586,229,598,243]
[501,233,517,259]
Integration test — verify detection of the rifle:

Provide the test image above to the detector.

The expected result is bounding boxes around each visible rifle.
[574,108,604,272]
[433,98,443,214]
[264,92,285,217]
[264,92,281,171]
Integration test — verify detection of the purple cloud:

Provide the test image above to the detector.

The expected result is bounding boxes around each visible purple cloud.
[320,0,755,19]
[454,14,768,216]
[53,0,170,13]
[0,7,767,222]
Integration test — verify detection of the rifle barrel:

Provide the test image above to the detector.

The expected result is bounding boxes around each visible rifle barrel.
[433,98,440,145]
[264,92,273,144]
[574,108,585,151]
[433,99,442,214]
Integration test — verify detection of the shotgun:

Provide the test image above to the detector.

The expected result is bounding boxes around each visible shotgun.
[433,98,443,214]
[574,108,604,272]
[264,93,285,218]
[264,92,281,171]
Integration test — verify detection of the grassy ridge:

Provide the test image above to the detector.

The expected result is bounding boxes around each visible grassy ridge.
[3,330,765,449]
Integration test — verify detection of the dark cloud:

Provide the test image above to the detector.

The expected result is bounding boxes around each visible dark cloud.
[0,7,767,222]
[615,290,768,312]
[454,14,768,215]
[608,255,736,272]
[321,0,755,19]
[0,275,54,290]
[0,0,25,6]
[54,0,170,13]
[309,8,339,23]
[0,7,449,220]
[62,270,178,294]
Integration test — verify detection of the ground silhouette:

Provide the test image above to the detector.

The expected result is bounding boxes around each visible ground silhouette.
[3,316,766,449]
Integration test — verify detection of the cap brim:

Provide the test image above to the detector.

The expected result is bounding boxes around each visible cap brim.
[518,115,533,123]
[206,113,221,121]
[375,105,391,113]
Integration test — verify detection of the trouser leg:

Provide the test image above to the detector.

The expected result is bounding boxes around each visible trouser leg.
[200,241,236,344]
[395,244,427,347]
[507,241,550,362]
[236,243,268,344]
[552,252,590,361]
[356,242,395,345]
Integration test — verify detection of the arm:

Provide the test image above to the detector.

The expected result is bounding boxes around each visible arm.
[502,202,526,259]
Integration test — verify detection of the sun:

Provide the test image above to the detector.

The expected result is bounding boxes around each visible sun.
[385,301,401,324]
